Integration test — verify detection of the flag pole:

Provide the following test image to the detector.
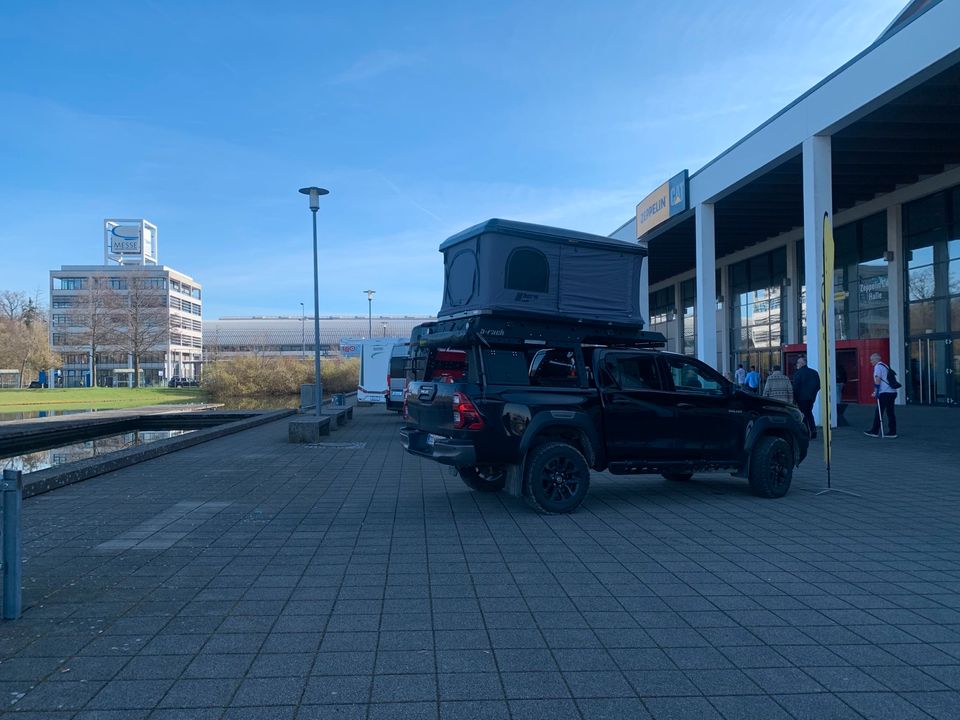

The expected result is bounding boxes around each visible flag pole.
[816,211,859,498]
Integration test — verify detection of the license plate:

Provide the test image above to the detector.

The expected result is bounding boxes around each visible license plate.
[426,434,441,446]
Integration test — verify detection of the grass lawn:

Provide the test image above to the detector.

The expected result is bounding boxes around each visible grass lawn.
[0,387,206,413]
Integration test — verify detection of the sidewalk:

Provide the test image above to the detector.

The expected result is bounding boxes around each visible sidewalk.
[0,405,958,719]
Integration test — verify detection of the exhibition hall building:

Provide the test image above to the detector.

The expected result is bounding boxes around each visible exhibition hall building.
[611,0,959,411]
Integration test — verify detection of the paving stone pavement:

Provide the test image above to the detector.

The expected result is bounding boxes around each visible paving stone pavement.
[0,403,958,719]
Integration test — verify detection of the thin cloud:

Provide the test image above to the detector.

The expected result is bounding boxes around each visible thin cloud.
[378,173,445,224]
[328,50,419,84]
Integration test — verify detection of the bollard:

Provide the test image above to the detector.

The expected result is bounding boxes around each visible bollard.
[2,468,22,620]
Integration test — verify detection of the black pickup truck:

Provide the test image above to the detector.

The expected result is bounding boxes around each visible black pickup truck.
[400,312,809,514]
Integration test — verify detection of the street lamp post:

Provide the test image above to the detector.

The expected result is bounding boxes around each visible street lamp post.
[363,289,375,337]
[381,321,388,337]
[299,186,329,417]
[299,302,305,359]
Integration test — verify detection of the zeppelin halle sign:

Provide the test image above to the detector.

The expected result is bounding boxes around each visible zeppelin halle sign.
[635,170,689,238]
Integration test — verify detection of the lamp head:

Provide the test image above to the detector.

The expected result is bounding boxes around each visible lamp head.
[298,186,329,211]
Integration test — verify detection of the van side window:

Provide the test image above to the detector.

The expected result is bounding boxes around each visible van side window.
[505,247,549,293]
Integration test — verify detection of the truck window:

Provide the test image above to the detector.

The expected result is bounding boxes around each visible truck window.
[528,348,578,386]
[664,356,725,395]
[425,349,468,383]
[604,355,661,390]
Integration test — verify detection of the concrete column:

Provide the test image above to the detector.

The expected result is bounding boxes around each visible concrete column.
[886,205,906,405]
[695,203,718,367]
[639,241,650,328]
[719,264,731,375]
[802,135,837,427]
[784,240,799,345]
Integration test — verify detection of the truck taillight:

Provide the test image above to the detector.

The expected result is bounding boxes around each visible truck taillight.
[452,392,484,430]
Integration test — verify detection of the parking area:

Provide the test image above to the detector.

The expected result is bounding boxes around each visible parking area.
[0,404,958,719]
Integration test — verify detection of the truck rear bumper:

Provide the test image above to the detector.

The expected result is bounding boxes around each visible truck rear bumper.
[400,427,476,467]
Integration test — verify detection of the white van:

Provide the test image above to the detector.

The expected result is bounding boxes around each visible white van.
[386,343,410,412]
[357,341,392,404]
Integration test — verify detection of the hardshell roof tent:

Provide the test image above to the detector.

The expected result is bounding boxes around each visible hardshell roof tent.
[438,219,647,326]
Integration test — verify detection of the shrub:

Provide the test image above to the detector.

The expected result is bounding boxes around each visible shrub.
[203,356,359,400]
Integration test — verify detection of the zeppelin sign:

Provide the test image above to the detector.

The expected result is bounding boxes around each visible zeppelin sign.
[636,170,689,238]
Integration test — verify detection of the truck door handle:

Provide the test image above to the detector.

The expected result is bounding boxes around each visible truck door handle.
[677,402,695,409]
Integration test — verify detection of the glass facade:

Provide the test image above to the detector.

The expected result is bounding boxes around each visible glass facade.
[681,279,696,356]
[730,247,786,375]
[649,286,677,353]
[903,186,960,405]
[833,212,889,340]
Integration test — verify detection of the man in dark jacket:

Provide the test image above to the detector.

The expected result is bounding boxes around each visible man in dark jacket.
[792,355,821,439]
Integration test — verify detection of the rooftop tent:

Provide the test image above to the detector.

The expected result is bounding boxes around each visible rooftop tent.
[438,219,647,326]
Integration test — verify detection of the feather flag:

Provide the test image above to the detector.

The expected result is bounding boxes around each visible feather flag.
[819,211,834,468]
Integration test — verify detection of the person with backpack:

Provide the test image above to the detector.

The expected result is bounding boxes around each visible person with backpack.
[865,352,899,438]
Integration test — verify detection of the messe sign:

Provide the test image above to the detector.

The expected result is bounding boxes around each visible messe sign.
[104,219,158,265]
[636,170,688,238]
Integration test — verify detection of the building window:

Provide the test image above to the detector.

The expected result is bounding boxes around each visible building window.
[730,247,786,375]
[649,286,677,353]
[55,278,86,290]
[504,247,549,293]
[681,279,696,356]
[833,211,888,340]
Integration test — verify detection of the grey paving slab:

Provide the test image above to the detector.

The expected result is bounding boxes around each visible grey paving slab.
[2,404,960,719]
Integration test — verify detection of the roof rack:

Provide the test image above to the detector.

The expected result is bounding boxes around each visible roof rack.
[412,310,666,349]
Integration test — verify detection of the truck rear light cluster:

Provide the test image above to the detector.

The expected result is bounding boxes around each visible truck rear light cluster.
[452,392,484,430]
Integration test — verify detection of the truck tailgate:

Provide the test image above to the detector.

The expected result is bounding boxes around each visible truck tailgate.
[404,381,464,434]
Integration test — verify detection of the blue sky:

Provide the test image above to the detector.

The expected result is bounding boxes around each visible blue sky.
[0,0,905,320]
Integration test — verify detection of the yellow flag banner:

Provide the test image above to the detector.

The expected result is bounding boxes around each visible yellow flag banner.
[819,211,834,467]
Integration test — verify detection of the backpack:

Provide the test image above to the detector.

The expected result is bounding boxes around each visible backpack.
[881,363,902,389]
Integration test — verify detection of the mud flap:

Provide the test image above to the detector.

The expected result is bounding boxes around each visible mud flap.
[504,464,524,497]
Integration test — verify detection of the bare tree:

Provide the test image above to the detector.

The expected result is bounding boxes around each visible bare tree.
[0,290,28,322]
[109,272,169,388]
[74,273,116,387]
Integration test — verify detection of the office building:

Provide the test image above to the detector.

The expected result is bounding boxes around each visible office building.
[50,219,202,386]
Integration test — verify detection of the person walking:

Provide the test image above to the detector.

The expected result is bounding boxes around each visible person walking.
[762,364,794,403]
[734,364,746,389]
[791,355,821,439]
[865,352,898,438]
[745,365,761,394]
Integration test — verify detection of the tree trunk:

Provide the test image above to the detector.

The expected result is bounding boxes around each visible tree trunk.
[133,354,141,388]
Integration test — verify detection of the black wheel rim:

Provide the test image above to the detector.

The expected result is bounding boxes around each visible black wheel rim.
[539,456,583,503]
[770,446,790,489]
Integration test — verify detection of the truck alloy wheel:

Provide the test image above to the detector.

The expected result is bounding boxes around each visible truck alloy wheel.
[748,436,793,498]
[524,442,590,514]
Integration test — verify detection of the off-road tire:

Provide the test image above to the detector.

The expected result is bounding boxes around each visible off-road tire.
[748,436,793,498]
[458,466,507,492]
[523,442,590,514]
[662,472,694,482]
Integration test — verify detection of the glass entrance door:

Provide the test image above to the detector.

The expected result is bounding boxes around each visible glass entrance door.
[908,336,956,406]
